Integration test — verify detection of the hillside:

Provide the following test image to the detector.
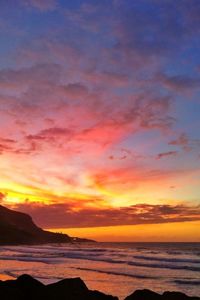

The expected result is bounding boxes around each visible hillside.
[0,205,91,245]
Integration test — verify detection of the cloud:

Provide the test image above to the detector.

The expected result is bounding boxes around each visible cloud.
[0,137,18,155]
[62,83,88,98]
[27,127,72,141]
[156,151,178,160]
[157,73,200,92]
[0,136,39,156]
[23,0,58,11]
[169,133,189,147]
[0,192,5,202]
[84,70,129,87]
[0,63,62,96]
[0,59,175,158]
[10,202,200,228]
[0,0,200,221]
[0,138,15,144]
[169,133,200,151]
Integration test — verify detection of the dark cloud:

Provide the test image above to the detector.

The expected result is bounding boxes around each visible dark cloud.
[0,63,62,92]
[169,133,189,147]
[156,151,178,160]
[169,133,200,151]
[0,135,39,156]
[63,83,88,97]
[0,138,15,143]
[0,143,12,154]
[157,73,200,92]
[11,202,200,229]
[27,127,72,140]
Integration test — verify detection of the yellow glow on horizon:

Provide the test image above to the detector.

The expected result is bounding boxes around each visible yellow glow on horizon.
[1,170,199,243]
[49,221,200,242]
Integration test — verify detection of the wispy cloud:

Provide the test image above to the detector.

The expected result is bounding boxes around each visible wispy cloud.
[156,151,178,160]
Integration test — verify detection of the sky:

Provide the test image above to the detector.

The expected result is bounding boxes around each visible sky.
[0,0,200,241]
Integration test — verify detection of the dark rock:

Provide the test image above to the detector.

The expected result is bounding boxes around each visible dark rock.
[89,290,118,300]
[45,277,118,300]
[45,277,89,300]
[0,275,118,300]
[125,289,162,300]
[0,274,44,300]
[162,292,200,300]
[0,275,199,300]
[125,289,200,300]
[15,274,44,291]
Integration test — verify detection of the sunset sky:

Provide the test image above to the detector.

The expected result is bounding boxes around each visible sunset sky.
[0,0,200,241]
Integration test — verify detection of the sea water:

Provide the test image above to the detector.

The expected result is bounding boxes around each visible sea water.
[0,242,199,299]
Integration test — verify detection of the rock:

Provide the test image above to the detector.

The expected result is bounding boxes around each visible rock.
[45,277,118,300]
[162,292,200,300]
[15,274,44,293]
[125,289,200,300]
[0,275,118,300]
[0,274,44,300]
[45,277,89,300]
[125,289,162,300]
[0,275,199,300]
[88,290,118,300]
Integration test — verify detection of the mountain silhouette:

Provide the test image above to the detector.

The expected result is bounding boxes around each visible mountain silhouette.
[0,205,91,245]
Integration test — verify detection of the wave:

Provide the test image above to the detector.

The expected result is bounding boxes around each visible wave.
[72,267,157,279]
[1,245,200,274]
[128,261,200,272]
[0,246,113,257]
[0,251,123,264]
[174,280,200,286]
[63,254,125,264]
[133,255,200,264]
[0,255,63,264]
[1,252,200,273]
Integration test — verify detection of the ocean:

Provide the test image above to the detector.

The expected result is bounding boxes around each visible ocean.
[0,242,199,299]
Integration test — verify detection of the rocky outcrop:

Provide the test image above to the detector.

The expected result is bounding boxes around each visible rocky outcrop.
[125,289,200,300]
[0,274,118,300]
[0,275,199,300]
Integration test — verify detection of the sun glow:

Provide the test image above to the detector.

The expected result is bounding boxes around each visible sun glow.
[50,221,200,242]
